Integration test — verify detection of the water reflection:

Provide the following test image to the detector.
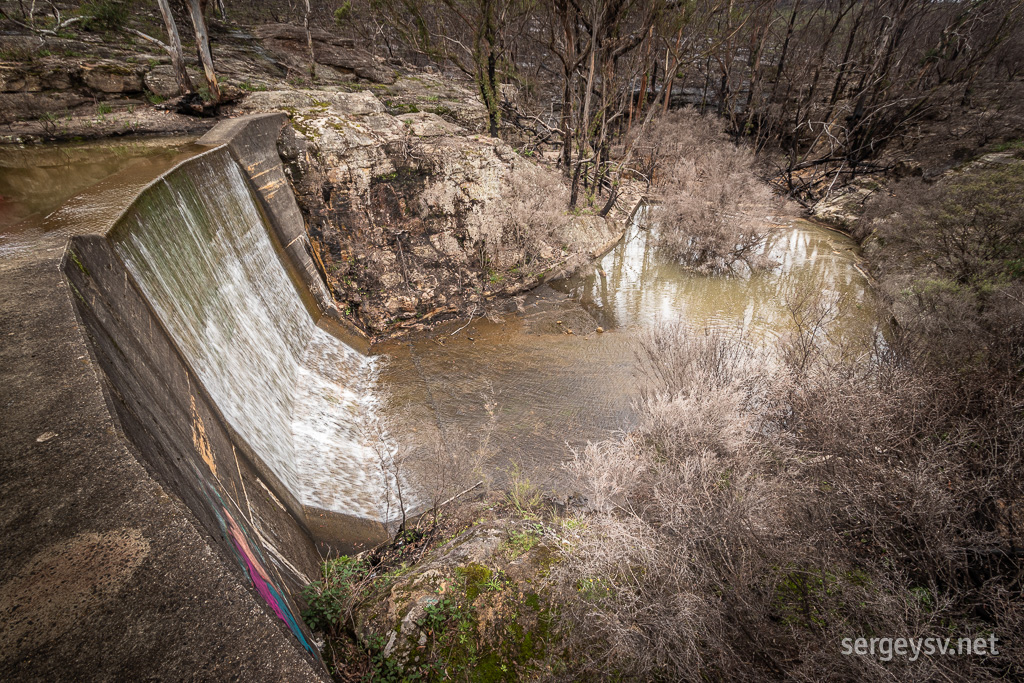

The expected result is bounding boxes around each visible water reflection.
[377,214,879,495]
[555,210,873,343]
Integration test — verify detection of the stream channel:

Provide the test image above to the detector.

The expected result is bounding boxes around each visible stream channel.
[376,209,880,495]
[1,139,879,514]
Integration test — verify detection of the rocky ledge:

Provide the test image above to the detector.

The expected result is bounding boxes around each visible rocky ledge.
[304,492,573,680]
[233,90,622,338]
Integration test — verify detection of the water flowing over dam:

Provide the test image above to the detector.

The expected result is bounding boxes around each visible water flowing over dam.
[0,114,881,680]
[111,148,385,519]
[3,117,340,680]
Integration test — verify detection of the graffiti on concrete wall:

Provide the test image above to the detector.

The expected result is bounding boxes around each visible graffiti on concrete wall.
[196,471,314,654]
[188,397,314,656]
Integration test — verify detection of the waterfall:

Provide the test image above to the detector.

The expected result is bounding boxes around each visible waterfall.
[111,148,385,520]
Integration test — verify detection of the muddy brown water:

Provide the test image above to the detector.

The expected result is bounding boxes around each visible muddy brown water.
[375,213,881,496]
[0,137,197,236]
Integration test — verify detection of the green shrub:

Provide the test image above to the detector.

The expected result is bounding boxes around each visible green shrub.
[80,0,134,32]
[334,1,352,25]
[301,556,366,633]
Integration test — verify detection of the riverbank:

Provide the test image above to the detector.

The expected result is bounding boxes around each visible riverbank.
[306,147,1024,679]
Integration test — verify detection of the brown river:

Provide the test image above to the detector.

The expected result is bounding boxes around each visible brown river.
[375,211,880,495]
[1,140,878,509]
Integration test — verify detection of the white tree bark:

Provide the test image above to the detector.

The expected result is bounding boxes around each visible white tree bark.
[185,0,221,103]
[157,0,192,95]
[303,0,316,80]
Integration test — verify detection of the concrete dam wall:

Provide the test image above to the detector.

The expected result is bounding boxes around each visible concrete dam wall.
[2,114,387,680]
[109,147,385,521]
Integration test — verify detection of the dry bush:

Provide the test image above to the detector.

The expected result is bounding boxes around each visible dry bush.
[372,416,488,534]
[864,164,1024,286]
[369,418,410,533]
[415,425,487,526]
[776,274,869,377]
[557,325,794,680]
[643,109,775,274]
[480,159,575,269]
[555,307,1024,680]
[776,324,1024,681]
[863,162,1024,381]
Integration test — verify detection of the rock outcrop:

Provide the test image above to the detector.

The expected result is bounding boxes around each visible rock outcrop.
[0,26,400,127]
[0,25,623,335]
[253,23,397,84]
[343,499,565,679]
[235,90,620,336]
[0,59,145,123]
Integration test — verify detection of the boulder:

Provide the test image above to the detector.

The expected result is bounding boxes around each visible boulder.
[324,90,387,116]
[143,65,183,99]
[350,518,561,676]
[395,111,465,137]
[80,62,143,94]
[0,63,75,93]
[276,98,619,335]
[233,90,318,113]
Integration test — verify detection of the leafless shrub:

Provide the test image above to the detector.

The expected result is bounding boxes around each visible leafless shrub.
[370,419,408,534]
[373,418,490,534]
[643,109,775,274]
[556,325,791,679]
[415,424,487,527]
[635,323,756,396]
[777,275,864,377]
[864,163,1024,380]
[390,388,498,529]
[481,159,574,268]
[555,310,1024,681]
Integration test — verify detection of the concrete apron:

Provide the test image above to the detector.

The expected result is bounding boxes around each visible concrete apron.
[0,118,352,681]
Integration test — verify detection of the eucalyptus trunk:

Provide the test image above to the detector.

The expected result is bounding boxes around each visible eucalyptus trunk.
[156,0,192,95]
[185,0,221,103]
[303,0,316,80]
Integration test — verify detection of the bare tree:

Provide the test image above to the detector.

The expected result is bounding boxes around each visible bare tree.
[302,0,316,80]
[184,0,221,102]
[539,0,660,208]
[368,0,533,138]
[157,0,193,95]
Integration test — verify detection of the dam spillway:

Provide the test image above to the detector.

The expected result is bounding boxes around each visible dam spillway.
[1,113,880,681]
[111,147,385,520]
[2,117,338,680]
